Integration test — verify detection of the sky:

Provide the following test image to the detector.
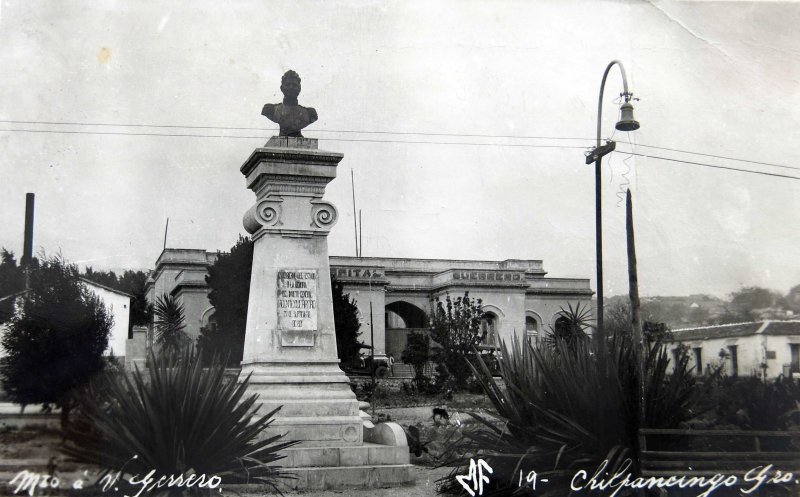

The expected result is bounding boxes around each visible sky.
[0,0,798,299]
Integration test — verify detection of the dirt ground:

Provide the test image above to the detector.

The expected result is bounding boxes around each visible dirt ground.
[0,403,485,496]
[273,466,452,497]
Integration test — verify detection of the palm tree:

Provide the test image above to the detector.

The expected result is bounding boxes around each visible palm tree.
[153,293,188,357]
[544,302,592,349]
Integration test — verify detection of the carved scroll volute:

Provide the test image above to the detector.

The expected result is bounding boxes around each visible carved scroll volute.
[243,198,284,234]
[310,200,338,231]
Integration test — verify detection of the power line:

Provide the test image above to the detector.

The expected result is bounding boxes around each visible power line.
[0,119,264,132]
[0,127,588,149]
[627,152,800,181]
[0,128,265,139]
[619,140,800,172]
[3,118,795,171]
[325,137,587,149]
[0,118,591,141]
[2,126,798,181]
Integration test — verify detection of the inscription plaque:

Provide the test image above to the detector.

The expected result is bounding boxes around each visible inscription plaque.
[277,269,318,332]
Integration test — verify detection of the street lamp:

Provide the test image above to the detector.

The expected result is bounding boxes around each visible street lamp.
[586,60,640,341]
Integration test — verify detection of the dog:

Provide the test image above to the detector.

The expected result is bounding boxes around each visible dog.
[432,407,450,424]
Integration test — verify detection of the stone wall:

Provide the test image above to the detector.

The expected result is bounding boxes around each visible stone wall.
[125,325,147,370]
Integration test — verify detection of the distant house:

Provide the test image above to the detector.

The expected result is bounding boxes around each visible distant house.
[666,321,800,379]
[80,278,132,359]
[0,280,131,360]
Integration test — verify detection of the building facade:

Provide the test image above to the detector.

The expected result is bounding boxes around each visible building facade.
[666,321,800,379]
[146,248,594,361]
[80,279,132,359]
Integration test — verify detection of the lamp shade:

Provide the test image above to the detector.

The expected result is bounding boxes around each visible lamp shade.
[615,101,640,132]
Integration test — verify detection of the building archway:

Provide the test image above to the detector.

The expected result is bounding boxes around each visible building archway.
[477,305,505,349]
[201,306,217,332]
[384,301,428,360]
[480,312,499,349]
[525,310,542,346]
[554,315,571,336]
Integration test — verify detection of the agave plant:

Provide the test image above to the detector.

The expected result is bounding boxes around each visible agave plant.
[62,347,296,494]
[438,334,703,496]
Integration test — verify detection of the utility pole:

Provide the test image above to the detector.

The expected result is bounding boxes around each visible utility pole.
[351,169,359,257]
[23,193,35,291]
[626,189,646,430]
[163,217,169,251]
[370,300,376,418]
[587,60,640,342]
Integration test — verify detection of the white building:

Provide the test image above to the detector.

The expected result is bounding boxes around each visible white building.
[80,278,132,359]
[666,321,800,379]
[145,248,594,362]
[0,281,131,360]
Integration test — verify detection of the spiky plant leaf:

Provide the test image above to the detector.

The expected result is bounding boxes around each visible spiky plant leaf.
[438,332,704,496]
[153,293,189,357]
[62,347,296,494]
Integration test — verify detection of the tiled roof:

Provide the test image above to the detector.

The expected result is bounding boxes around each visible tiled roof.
[80,278,133,298]
[761,321,800,336]
[668,322,763,341]
[668,320,800,341]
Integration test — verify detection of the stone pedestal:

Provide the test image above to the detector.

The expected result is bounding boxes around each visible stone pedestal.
[238,136,411,490]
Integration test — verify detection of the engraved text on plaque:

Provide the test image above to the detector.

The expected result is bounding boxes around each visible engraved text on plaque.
[277,270,318,346]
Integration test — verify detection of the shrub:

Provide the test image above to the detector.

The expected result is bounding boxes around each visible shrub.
[430,293,485,390]
[439,335,702,496]
[401,331,431,384]
[0,255,112,429]
[706,375,800,431]
[62,348,295,492]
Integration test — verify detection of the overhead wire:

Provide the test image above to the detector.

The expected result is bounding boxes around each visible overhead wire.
[0,119,591,141]
[624,151,800,182]
[0,122,798,181]
[617,139,800,172]
[0,128,588,149]
[0,117,796,171]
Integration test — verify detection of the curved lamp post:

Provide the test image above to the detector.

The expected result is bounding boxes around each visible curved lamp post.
[586,60,640,341]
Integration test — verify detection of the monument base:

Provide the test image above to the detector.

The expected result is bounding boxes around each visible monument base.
[241,362,413,489]
[237,136,413,489]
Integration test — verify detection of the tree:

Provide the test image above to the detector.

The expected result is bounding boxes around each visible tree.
[0,255,112,427]
[332,277,363,366]
[604,299,669,344]
[545,302,591,348]
[686,304,711,326]
[643,321,669,344]
[786,284,800,313]
[118,270,151,327]
[429,292,485,389]
[730,286,781,321]
[198,235,253,365]
[198,235,363,367]
[82,267,151,327]
[0,249,26,323]
[153,293,188,357]
[604,298,632,340]
[401,331,431,385]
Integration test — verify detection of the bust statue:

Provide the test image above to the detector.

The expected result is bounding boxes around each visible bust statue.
[262,70,318,137]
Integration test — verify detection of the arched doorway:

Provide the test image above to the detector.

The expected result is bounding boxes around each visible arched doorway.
[554,315,571,336]
[384,301,428,360]
[480,312,499,349]
[525,314,540,346]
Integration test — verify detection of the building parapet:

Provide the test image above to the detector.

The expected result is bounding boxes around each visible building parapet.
[330,256,545,274]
